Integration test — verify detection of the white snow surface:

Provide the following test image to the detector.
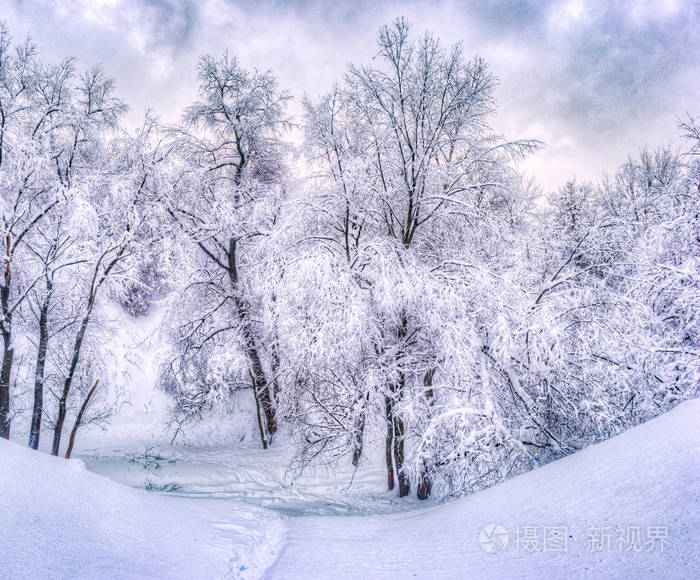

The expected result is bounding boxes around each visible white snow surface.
[0,438,284,579]
[1,399,698,579]
[265,399,700,579]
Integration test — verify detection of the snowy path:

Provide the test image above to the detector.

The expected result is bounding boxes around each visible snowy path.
[78,441,423,517]
[263,400,700,579]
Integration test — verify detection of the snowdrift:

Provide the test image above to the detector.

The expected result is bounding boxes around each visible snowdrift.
[0,439,283,579]
[265,399,700,579]
[1,400,698,579]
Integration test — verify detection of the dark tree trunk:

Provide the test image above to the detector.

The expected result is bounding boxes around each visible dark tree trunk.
[227,237,276,445]
[0,256,13,439]
[417,367,436,500]
[253,377,268,450]
[52,302,92,456]
[64,379,99,459]
[392,316,410,497]
[0,330,13,440]
[385,395,395,490]
[393,405,410,497]
[29,279,51,450]
[0,198,58,440]
[416,463,432,500]
[240,318,276,438]
[270,337,281,401]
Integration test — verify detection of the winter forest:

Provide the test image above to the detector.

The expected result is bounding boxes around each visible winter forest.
[0,8,699,579]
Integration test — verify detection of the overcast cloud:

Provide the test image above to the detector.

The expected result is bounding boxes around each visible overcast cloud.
[2,0,698,190]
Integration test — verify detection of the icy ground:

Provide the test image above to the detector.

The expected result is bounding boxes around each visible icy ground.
[1,399,698,579]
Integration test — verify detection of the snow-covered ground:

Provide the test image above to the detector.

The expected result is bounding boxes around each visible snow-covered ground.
[2,399,698,579]
[0,437,284,579]
[264,399,700,579]
[78,442,418,517]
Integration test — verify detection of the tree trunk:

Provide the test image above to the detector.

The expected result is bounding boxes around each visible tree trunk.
[393,409,410,497]
[52,309,91,456]
[417,367,436,500]
[64,380,99,459]
[0,330,13,440]
[240,318,276,438]
[270,337,281,401]
[0,236,12,440]
[29,280,51,450]
[392,316,410,497]
[253,378,268,450]
[227,237,276,444]
[52,248,125,456]
[385,395,395,490]
[416,461,432,500]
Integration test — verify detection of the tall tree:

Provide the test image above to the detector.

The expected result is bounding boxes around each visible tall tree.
[25,64,126,449]
[301,18,539,496]
[0,26,67,438]
[159,53,290,447]
[50,115,162,455]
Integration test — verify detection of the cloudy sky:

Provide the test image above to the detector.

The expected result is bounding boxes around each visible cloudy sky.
[3,0,699,190]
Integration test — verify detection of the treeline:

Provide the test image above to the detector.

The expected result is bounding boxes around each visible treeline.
[1,19,697,499]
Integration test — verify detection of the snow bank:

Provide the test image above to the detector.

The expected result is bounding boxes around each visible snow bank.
[3,400,698,579]
[0,440,284,579]
[265,400,700,579]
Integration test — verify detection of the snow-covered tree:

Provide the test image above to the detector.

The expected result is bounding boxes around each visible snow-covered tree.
[48,114,168,456]
[0,18,695,507]
[296,18,540,497]
[0,26,74,439]
[158,52,290,448]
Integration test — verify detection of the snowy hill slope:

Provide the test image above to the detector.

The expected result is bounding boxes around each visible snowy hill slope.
[1,400,698,580]
[0,439,284,580]
[265,399,700,579]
